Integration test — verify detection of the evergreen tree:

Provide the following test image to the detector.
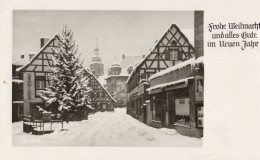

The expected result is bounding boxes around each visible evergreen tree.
[40,25,92,121]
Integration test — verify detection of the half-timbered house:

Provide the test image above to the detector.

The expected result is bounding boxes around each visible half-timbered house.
[82,68,116,111]
[145,12,204,138]
[18,35,115,117]
[126,22,195,123]
[12,55,28,122]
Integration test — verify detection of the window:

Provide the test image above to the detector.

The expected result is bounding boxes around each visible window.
[152,100,164,122]
[165,51,170,60]
[141,73,145,79]
[35,73,46,97]
[19,105,24,117]
[170,49,178,60]
[36,81,45,96]
[100,91,103,98]
[36,81,45,89]
[102,104,106,109]
[174,98,190,127]
[131,101,135,109]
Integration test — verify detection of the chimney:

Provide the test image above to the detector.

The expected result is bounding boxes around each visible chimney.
[21,55,24,59]
[122,54,125,59]
[40,37,50,48]
[29,52,36,61]
[194,11,204,59]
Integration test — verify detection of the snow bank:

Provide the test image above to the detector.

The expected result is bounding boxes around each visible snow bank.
[13,108,202,147]
[158,128,177,136]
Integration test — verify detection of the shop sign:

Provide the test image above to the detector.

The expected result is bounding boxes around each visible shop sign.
[27,74,31,99]
[195,76,203,101]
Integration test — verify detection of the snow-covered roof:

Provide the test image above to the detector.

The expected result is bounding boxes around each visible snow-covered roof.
[106,74,129,79]
[139,79,147,84]
[12,58,29,66]
[17,34,59,72]
[145,100,150,103]
[149,56,204,81]
[12,79,23,84]
[105,68,129,80]
[90,61,103,65]
[146,77,194,92]
[16,66,23,72]
[126,23,195,84]
[118,55,144,69]
[92,55,101,58]
[111,62,121,68]
[120,68,129,76]
[13,101,24,103]
[134,61,141,66]
[97,75,108,87]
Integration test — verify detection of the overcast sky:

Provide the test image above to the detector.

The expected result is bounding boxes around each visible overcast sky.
[13,10,194,74]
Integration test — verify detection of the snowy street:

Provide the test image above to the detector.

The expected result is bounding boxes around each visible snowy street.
[13,108,202,146]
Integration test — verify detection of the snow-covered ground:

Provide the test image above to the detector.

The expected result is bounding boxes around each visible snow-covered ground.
[12,108,202,147]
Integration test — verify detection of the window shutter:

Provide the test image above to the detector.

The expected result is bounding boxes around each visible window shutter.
[165,52,170,60]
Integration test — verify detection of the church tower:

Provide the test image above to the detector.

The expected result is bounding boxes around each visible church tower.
[90,39,104,78]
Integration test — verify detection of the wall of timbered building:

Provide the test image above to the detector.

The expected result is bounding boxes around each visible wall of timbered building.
[82,69,115,111]
[126,23,195,123]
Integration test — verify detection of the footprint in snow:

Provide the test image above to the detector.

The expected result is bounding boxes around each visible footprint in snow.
[127,126,135,131]
[137,130,145,136]
[146,135,155,141]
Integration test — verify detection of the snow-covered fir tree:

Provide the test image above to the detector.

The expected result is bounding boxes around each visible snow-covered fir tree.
[40,25,92,121]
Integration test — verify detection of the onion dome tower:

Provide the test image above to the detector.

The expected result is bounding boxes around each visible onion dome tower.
[109,58,121,76]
